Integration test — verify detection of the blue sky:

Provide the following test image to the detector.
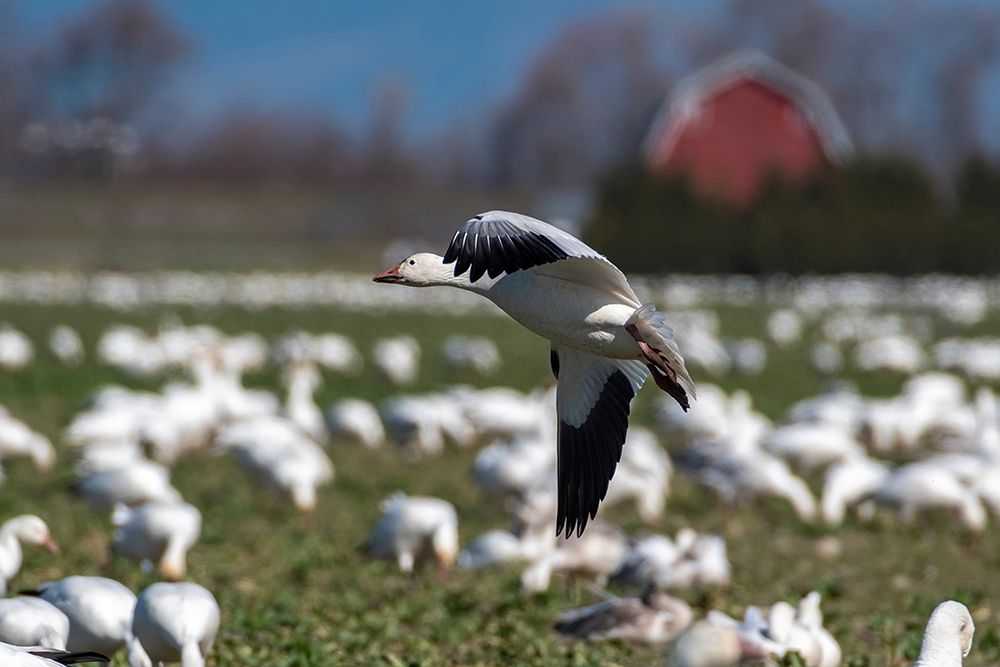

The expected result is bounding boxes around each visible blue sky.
[14,0,712,138]
[13,0,1000,155]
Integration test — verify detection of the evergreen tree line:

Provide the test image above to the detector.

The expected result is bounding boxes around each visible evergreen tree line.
[586,157,1000,275]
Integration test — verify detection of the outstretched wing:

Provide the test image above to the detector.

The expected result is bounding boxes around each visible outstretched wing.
[553,346,647,537]
[442,211,640,304]
[29,650,110,665]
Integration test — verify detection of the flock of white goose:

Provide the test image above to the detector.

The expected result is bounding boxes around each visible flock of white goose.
[0,293,992,664]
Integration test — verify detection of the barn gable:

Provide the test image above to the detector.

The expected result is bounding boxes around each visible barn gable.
[643,50,853,206]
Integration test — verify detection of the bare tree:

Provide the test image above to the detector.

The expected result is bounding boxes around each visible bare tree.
[157,108,353,185]
[363,79,416,184]
[489,11,671,189]
[31,0,189,123]
[0,2,29,183]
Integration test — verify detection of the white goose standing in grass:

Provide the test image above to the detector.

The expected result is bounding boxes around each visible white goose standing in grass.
[554,588,692,644]
[374,211,694,536]
[35,576,137,656]
[365,493,459,574]
[78,459,182,512]
[0,596,70,650]
[0,515,59,596]
[914,600,974,667]
[112,501,202,581]
[283,359,328,444]
[127,582,219,667]
[0,411,55,472]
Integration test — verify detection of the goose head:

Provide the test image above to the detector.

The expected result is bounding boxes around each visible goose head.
[916,600,975,664]
[159,542,188,581]
[373,253,460,287]
[29,434,56,472]
[3,515,59,554]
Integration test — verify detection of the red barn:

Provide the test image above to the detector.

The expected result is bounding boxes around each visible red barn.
[643,51,853,207]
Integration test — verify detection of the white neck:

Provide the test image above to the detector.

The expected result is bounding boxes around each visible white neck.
[915,625,965,667]
[0,523,20,544]
[414,256,487,292]
[287,371,316,407]
[0,530,23,575]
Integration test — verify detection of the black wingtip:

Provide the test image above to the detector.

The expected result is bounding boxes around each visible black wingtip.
[649,364,690,412]
[556,370,634,539]
[29,650,110,664]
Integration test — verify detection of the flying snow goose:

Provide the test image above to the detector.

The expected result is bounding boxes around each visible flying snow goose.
[554,588,692,644]
[0,516,59,595]
[0,597,70,650]
[914,600,974,667]
[127,582,219,667]
[112,501,201,581]
[36,576,136,655]
[374,211,695,536]
[0,643,108,666]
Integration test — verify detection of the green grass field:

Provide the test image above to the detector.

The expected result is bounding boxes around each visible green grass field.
[0,302,998,666]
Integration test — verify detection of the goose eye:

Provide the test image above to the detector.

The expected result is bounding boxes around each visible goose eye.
[408,259,415,265]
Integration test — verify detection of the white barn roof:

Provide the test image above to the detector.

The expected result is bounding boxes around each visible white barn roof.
[643,50,854,166]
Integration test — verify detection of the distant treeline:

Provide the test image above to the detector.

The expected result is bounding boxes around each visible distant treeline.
[586,157,1000,275]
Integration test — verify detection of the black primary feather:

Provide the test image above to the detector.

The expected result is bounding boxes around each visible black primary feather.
[442,216,569,282]
[29,650,110,664]
[555,371,635,538]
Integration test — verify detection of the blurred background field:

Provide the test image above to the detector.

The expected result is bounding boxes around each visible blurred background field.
[1,296,1000,665]
[3,0,1000,273]
[1,1,1000,666]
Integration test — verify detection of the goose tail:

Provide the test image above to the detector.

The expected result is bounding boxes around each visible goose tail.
[625,304,696,410]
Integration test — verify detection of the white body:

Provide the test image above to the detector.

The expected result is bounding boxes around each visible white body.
[215,415,334,512]
[486,271,639,359]
[521,522,628,593]
[48,325,84,366]
[39,575,137,655]
[78,460,182,511]
[0,413,55,471]
[0,597,69,650]
[113,501,202,580]
[326,398,385,449]
[128,582,220,667]
[366,494,458,573]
